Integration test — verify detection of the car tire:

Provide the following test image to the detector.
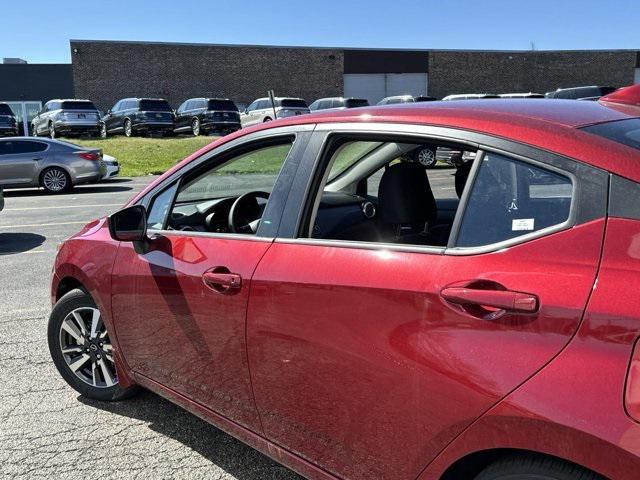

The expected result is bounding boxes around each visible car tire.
[191,117,200,136]
[414,147,437,168]
[99,122,108,139]
[40,167,71,193]
[48,122,56,139]
[124,119,133,137]
[48,289,140,401]
[32,125,38,137]
[474,454,603,480]
[263,117,272,122]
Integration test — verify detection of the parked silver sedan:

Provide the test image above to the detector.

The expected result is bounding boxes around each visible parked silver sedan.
[0,138,105,193]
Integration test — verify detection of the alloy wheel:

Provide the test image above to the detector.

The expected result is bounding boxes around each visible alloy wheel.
[58,307,117,388]
[49,123,56,139]
[192,118,200,136]
[124,120,132,137]
[42,168,68,192]
[417,148,436,168]
[100,123,107,139]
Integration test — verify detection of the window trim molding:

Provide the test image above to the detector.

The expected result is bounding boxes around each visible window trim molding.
[278,122,597,257]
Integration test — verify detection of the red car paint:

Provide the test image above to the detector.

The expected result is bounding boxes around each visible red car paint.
[51,98,640,480]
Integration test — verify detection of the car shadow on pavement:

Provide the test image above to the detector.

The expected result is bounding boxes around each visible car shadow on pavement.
[79,391,303,480]
[3,185,135,197]
[0,233,46,255]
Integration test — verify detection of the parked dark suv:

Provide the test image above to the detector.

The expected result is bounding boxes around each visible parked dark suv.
[545,86,618,100]
[174,98,240,136]
[100,98,175,138]
[32,100,101,138]
[0,103,18,137]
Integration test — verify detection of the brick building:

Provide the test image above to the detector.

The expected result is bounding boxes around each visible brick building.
[68,40,640,110]
[2,39,640,115]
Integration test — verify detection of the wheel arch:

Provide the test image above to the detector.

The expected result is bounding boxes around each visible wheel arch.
[420,411,634,480]
[439,448,602,480]
[55,276,88,301]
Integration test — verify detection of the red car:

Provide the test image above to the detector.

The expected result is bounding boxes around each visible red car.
[48,98,640,480]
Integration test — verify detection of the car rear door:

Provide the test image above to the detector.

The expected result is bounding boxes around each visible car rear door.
[111,125,312,432]
[245,126,608,480]
[0,140,46,186]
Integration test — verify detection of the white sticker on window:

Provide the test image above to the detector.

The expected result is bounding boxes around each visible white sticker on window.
[512,219,535,231]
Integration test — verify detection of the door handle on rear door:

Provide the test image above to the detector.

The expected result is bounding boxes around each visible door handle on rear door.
[202,268,242,294]
[441,281,538,320]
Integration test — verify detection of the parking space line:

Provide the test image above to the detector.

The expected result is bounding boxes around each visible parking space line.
[4,204,122,212]
[0,220,90,229]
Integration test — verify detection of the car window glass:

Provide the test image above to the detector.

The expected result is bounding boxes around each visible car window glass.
[176,142,293,203]
[455,152,572,247]
[580,118,640,152]
[328,141,382,181]
[246,101,258,112]
[147,182,179,230]
[12,141,47,154]
[303,139,471,247]
[153,141,294,235]
[0,141,12,155]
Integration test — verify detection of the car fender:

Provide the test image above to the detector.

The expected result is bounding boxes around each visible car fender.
[419,408,638,480]
[420,323,640,480]
[51,219,136,387]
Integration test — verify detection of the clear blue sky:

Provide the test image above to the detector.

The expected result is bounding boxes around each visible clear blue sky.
[5,0,640,63]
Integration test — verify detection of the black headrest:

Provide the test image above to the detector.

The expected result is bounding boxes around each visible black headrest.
[378,162,437,225]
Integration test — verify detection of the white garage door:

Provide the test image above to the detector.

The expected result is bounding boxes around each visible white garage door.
[344,73,428,105]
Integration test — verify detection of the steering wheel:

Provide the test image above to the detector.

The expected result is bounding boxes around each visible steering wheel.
[228,191,270,234]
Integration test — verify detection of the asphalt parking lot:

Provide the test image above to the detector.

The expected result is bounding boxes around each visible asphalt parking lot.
[0,168,456,479]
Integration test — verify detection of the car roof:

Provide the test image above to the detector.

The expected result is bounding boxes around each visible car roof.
[130,99,640,204]
[47,99,94,103]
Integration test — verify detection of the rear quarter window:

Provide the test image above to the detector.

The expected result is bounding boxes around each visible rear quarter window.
[456,152,573,247]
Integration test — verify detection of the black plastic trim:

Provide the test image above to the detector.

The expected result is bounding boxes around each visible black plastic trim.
[609,174,640,219]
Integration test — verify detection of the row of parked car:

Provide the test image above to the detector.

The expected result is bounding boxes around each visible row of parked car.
[0,85,620,140]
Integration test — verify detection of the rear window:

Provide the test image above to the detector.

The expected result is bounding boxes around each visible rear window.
[0,104,13,115]
[345,99,369,108]
[208,100,238,111]
[139,100,172,112]
[581,119,640,151]
[61,101,97,111]
[278,99,308,108]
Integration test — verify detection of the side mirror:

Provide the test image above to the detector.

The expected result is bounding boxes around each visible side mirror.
[108,205,147,242]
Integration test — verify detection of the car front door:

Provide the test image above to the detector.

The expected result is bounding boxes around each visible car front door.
[174,101,187,131]
[0,140,47,186]
[241,101,258,127]
[246,127,608,480]
[111,127,311,431]
[105,102,120,133]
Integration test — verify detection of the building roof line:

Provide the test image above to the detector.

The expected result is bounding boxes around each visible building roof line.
[69,39,640,54]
